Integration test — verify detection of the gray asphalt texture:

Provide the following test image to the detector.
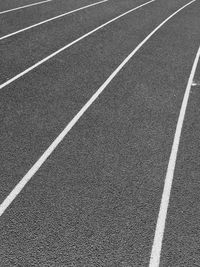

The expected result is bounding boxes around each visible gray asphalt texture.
[0,0,200,266]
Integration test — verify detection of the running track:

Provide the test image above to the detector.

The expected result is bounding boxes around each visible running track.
[0,0,200,266]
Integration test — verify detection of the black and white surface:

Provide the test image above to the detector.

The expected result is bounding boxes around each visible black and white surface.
[0,0,200,266]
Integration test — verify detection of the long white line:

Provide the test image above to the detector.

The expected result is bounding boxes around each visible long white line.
[0,0,109,40]
[149,45,200,267]
[0,0,155,90]
[0,0,52,15]
[0,0,197,217]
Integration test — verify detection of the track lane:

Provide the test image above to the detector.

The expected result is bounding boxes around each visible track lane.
[0,0,155,89]
[0,0,200,266]
[0,0,154,86]
[0,0,143,38]
[0,0,109,40]
[0,0,192,204]
[0,0,197,217]
[0,0,159,204]
[150,45,200,267]
[160,67,200,267]
[159,20,200,267]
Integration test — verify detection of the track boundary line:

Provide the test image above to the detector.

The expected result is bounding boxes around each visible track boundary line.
[0,0,52,15]
[0,0,197,217]
[0,0,155,90]
[149,45,200,267]
[0,0,109,40]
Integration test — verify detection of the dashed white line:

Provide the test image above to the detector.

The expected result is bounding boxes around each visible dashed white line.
[0,0,52,15]
[192,81,200,86]
[0,0,155,90]
[0,0,109,41]
[0,0,197,217]
[149,45,200,267]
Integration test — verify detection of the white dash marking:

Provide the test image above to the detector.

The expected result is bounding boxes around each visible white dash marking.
[0,0,197,217]
[0,0,109,40]
[192,81,200,86]
[0,0,52,15]
[149,45,200,267]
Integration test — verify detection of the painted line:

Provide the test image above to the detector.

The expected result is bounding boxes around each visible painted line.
[0,0,155,90]
[0,0,109,41]
[149,45,200,267]
[0,0,197,217]
[192,81,200,86]
[0,0,52,15]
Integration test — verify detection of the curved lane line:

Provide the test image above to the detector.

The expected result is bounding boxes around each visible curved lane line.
[0,0,197,217]
[149,45,200,267]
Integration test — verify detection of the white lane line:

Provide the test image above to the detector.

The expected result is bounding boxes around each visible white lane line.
[0,0,52,15]
[0,0,197,217]
[149,45,200,267]
[0,0,155,90]
[0,0,109,41]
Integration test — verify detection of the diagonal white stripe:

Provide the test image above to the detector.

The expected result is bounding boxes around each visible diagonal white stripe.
[0,0,109,40]
[0,0,52,15]
[0,0,155,90]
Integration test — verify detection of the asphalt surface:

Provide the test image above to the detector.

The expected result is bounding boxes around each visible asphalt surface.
[0,0,200,266]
